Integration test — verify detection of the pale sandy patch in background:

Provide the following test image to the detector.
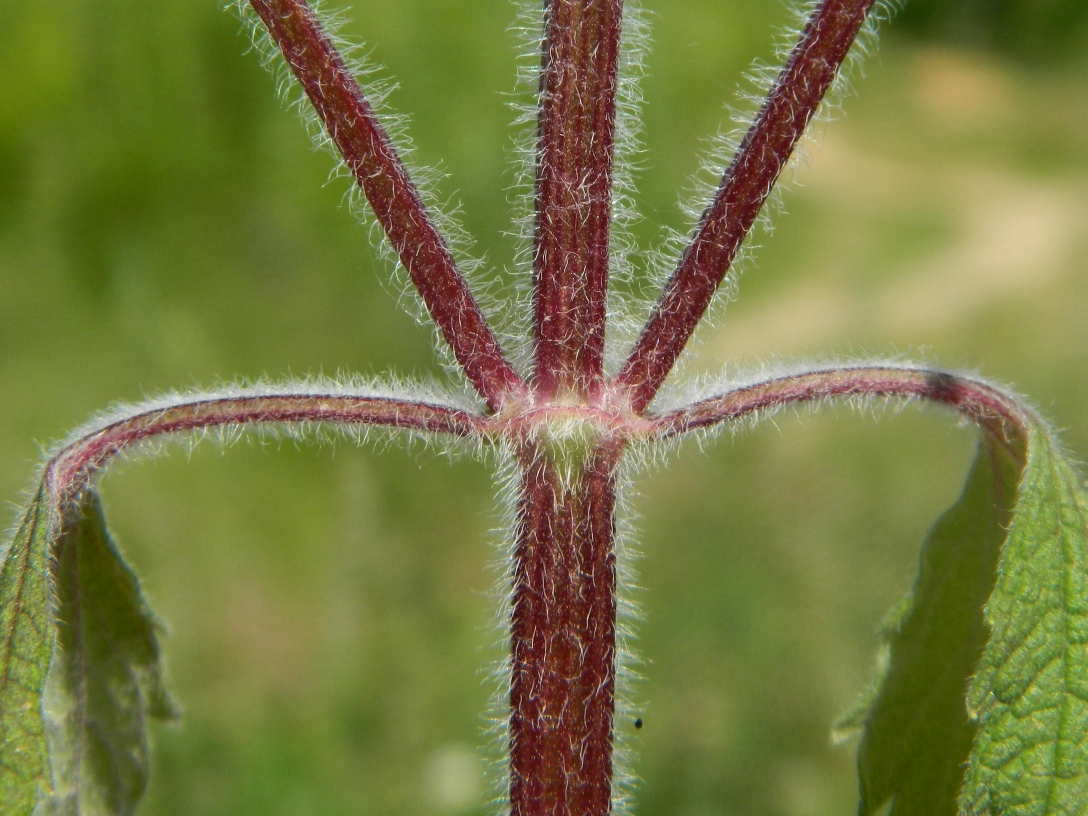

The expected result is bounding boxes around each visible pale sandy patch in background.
[701,47,1088,363]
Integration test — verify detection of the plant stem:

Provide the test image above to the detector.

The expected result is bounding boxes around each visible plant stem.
[510,436,624,816]
[532,0,624,403]
[650,366,1029,457]
[248,0,526,412]
[619,0,877,412]
[44,392,486,502]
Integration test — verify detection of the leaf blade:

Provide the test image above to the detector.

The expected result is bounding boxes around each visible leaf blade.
[43,489,177,816]
[0,486,56,816]
[851,420,1088,816]
[962,427,1088,815]
[845,439,1021,816]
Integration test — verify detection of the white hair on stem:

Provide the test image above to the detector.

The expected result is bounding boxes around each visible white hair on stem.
[608,451,647,816]
[0,375,492,612]
[604,1,653,378]
[641,355,1037,470]
[473,440,650,816]
[501,0,653,376]
[34,375,485,491]
[638,0,903,412]
[224,0,512,387]
[479,442,518,815]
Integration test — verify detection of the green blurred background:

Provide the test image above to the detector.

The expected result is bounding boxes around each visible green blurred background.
[2,1,1087,814]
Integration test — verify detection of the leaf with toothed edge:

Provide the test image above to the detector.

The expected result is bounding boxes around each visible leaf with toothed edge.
[39,489,179,816]
[846,420,1088,816]
[0,485,55,816]
[842,438,1020,816]
[961,426,1088,815]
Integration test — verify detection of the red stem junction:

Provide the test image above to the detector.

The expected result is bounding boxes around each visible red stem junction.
[89,2,1004,816]
[38,366,1029,816]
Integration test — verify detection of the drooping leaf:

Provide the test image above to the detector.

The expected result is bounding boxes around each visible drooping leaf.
[0,485,55,815]
[842,438,1022,816]
[41,489,178,816]
[962,427,1088,815]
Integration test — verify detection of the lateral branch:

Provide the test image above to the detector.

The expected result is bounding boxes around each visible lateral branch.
[618,0,877,412]
[249,0,525,412]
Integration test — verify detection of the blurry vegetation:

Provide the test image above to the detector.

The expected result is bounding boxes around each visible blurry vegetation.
[1,1,1086,815]
[894,0,1088,62]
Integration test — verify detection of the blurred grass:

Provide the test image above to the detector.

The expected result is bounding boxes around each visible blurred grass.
[2,1,1087,815]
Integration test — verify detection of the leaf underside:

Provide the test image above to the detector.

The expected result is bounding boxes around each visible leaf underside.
[845,439,1020,816]
[41,490,178,816]
[850,424,1088,816]
[0,487,175,816]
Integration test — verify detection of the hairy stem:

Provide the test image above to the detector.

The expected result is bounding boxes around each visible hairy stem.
[248,0,525,411]
[650,366,1029,456]
[44,391,486,503]
[510,436,624,816]
[619,0,877,412]
[532,0,624,403]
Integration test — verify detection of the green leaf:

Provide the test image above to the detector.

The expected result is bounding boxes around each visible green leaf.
[962,427,1088,815]
[0,486,55,815]
[849,420,1088,816]
[41,489,178,816]
[843,439,1022,816]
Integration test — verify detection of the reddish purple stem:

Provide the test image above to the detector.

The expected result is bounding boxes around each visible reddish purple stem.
[46,393,486,501]
[510,438,622,816]
[247,0,525,412]
[224,5,1024,816]
[619,0,877,413]
[651,366,1029,456]
[511,5,626,807]
[532,0,623,403]
[34,370,1031,816]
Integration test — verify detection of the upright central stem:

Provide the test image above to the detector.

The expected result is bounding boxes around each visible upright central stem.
[531,0,623,402]
[510,436,623,816]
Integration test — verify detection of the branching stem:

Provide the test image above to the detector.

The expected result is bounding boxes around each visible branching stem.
[619,0,878,412]
[247,0,526,412]
[43,392,487,505]
[651,366,1030,458]
[16,3,1046,815]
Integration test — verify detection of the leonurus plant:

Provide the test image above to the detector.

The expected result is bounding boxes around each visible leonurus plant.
[2,1,1087,815]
